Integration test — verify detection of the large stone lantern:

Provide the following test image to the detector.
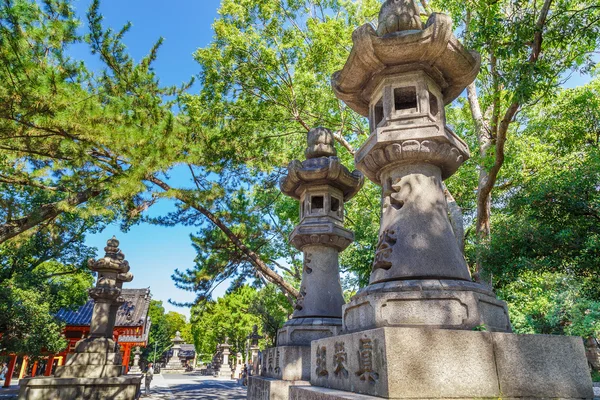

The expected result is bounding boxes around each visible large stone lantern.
[292,2,593,400]
[330,1,509,333]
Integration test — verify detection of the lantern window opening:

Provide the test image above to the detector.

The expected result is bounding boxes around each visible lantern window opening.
[428,90,439,117]
[372,96,384,131]
[394,86,418,114]
[330,196,342,218]
[311,195,324,213]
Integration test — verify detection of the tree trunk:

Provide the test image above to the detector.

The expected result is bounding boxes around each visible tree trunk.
[0,188,101,244]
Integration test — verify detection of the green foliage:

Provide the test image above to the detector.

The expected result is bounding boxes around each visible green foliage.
[0,260,93,356]
[143,300,172,364]
[164,311,193,343]
[191,285,290,361]
[498,271,600,338]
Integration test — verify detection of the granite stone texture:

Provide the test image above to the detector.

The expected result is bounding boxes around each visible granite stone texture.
[262,346,312,381]
[17,376,141,400]
[309,327,594,399]
[278,319,342,347]
[342,279,511,333]
[248,377,310,400]
[493,332,593,398]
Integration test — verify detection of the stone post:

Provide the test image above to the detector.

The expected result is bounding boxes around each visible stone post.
[18,237,142,399]
[129,347,142,374]
[291,2,594,399]
[216,338,233,379]
[162,331,186,373]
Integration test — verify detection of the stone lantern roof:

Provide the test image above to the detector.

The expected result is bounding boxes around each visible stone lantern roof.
[280,127,364,202]
[331,8,480,117]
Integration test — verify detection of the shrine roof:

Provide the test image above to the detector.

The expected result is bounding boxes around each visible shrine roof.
[56,288,151,328]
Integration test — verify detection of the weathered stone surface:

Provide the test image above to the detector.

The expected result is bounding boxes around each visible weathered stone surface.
[290,245,346,320]
[54,365,123,379]
[309,327,593,399]
[249,377,310,400]
[262,346,312,381]
[290,385,385,400]
[18,376,141,400]
[342,279,511,333]
[279,319,342,347]
[310,327,499,398]
[493,332,593,399]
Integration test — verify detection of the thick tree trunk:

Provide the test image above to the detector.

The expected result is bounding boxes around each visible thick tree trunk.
[0,188,101,244]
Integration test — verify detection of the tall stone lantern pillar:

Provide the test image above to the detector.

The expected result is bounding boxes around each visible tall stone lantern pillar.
[216,338,233,379]
[18,237,142,399]
[247,325,263,375]
[278,126,364,343]
[248,127,363,400]
[292,2,594,400]
[163,331,186,373]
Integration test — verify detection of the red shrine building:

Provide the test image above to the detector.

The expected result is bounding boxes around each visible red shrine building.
[2,288,151,388]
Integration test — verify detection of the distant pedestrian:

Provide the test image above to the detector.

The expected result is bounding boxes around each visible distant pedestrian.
[241,365,248,386]
[144,362,154,395]
[0,362,7,381]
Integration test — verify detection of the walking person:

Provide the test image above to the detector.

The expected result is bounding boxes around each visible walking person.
[144,362,154,396]
[0,362,8,382]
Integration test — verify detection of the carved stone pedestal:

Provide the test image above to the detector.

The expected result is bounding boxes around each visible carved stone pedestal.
[306,327,593,399]
[343,280,511,333]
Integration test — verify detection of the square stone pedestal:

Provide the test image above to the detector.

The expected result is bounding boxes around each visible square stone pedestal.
[249,376,310,400]
[17,376,142,400]
[307,327,593,399]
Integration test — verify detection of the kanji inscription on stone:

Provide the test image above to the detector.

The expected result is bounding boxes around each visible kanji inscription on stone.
[333,341,348,378]
[268,349,274,373]
[316,345,329,377]
[274,349,281,374]
[356,338,379,384]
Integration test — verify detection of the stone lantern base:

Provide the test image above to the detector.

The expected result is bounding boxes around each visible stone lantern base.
[17,376,141,400]
[248,318,343,400]
[343,280,512,333]
[18,338,142,400]
[302,327,593,399]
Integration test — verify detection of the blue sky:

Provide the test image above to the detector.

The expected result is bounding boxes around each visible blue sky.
[73,0,597,319]
[72,0,223,318]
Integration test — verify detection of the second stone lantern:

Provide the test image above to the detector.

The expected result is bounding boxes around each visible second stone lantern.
[248,127,363,400]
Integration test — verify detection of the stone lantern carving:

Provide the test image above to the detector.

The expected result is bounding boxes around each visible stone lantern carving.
[18,237,142,399]
[293,2,594,400]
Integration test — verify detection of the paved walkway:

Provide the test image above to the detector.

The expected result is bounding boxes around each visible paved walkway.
[144,373,247,400]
